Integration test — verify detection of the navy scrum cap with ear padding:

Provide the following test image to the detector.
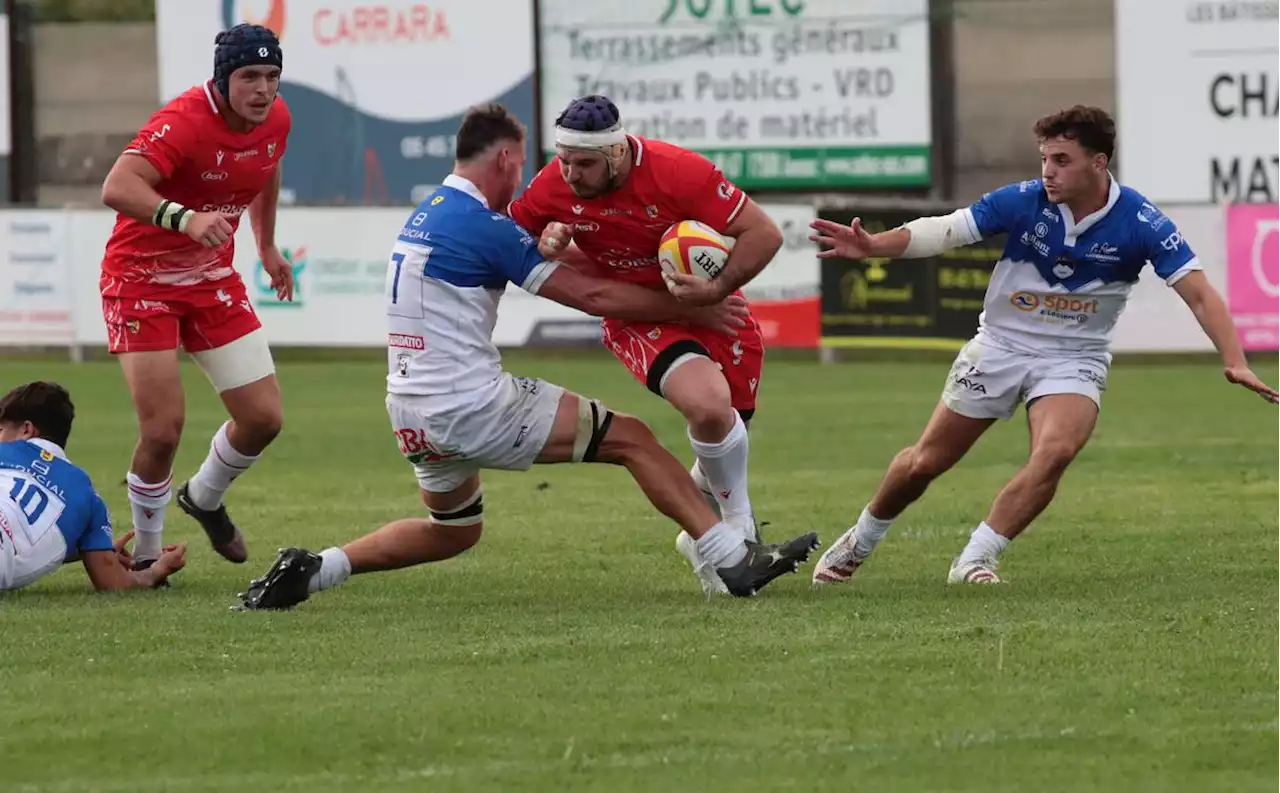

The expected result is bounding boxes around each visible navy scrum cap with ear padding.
[213,23,283,99]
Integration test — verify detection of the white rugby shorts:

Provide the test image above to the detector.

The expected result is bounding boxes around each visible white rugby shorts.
[385,373,565,493]
[941,337,1109,421]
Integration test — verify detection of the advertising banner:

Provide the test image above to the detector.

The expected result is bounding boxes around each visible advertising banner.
[537,0,932,190]
[0,213,75,345]
[1225,203,1279,351]
[154,0,535,205]
[818,209,1002,349]
[1115,0,1278,203]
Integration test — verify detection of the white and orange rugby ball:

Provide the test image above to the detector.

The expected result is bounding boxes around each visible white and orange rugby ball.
[658,220,734,280]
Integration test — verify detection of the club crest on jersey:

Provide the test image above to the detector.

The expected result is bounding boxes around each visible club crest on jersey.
[268,142,277,158]
[1053,255,1075,279]
[39,449,54,462]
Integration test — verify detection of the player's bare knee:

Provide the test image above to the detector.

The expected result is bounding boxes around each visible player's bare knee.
[241,403,284,444]
[138,412,184,460]
[1029,441,1079,477]
[905,444,955,481]
[594,413,653,465]
[681,398,735,440]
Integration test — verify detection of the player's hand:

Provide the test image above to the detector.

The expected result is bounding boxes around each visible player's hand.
[1224,365,1279,403]
[184,211,234,248]
[146,542,188,584]
[661,271,730,306]
[685,294,750,337]
[809,217,875,259]
[113,530,136,568]
[538,222,573,260]
[259,245,295,301]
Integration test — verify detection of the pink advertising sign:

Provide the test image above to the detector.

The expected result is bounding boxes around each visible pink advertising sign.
[1226,204,1279,352]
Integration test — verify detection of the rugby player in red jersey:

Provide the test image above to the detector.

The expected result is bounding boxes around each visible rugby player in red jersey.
[508,95,784,595]
[98,23,292,569]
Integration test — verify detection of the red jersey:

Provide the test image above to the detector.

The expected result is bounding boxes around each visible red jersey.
[508,136,748,290]
[101,80,291,291]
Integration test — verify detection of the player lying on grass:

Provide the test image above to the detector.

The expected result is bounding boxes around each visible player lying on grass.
[0,382,187,592]
[809,105,1278,586]
[98,23,294,569]
[235,104,819,610]
[509,94,785,596]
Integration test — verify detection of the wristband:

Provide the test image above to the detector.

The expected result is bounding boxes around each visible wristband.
[153,200,193,234]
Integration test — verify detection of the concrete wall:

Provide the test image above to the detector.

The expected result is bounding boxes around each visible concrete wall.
[32,4,1119,206]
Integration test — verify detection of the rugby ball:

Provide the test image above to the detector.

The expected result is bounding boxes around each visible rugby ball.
[658,220,733,280]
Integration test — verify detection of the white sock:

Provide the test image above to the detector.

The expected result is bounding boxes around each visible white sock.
[689,461,721,518]
[187,421,259,511]
[688,413,752,522]
[958,522,1010,566]
[852,506,894,556]
[127,472,171,560]
[308,547,352,593]
[694,522,748,569]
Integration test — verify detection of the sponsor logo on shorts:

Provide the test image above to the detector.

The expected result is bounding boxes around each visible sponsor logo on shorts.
[388,333,425,350]
[513,424,531,448]
[132,299,171,313]
[952,364,987,394]
[394,428,459,464]
[1074,368,1108,391]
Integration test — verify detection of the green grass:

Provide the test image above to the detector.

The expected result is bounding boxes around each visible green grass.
[1,353,1276,793]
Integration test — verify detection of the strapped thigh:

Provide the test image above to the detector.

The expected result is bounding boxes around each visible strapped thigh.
[430,486,484,527]
[571,397,615,463]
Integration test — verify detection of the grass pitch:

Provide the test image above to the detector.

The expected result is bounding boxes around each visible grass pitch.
[1,353,1276,793]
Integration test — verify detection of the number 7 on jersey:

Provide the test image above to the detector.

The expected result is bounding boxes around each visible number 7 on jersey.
[386,243,431,319]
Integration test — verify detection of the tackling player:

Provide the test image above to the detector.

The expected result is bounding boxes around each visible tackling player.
[508,95,784,595]
[235,104,818,610]
[0,382,187,592]
[810,105,1278,585]
[98,24,293,569]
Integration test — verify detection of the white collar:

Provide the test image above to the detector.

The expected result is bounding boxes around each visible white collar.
[1059,172,1121,243]
[29,437,67,460]
[443,174,489,208]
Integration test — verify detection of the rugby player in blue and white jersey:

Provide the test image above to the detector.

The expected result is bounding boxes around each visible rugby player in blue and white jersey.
[236,104,819,609]
[1,381,187,592]
[809,105,1277,585]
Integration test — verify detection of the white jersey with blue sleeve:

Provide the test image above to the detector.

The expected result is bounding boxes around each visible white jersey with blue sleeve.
[0,438,115,591]
[384,175,560,397]
[956,176,1201,356]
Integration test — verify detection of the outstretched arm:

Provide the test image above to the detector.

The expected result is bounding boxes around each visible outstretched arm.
[1173,271,1278,403]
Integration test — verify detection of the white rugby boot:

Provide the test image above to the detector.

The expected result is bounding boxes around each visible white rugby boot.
[947,555,1002,584]
[811,525,872,585]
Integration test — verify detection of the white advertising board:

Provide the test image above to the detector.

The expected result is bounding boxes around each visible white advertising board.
[0,212,75,345]
[538,0,932,190]
[1115,0,1278,204]
[21,205,1241,356]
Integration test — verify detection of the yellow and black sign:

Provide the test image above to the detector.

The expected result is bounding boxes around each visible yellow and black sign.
[819,209,1005,350]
